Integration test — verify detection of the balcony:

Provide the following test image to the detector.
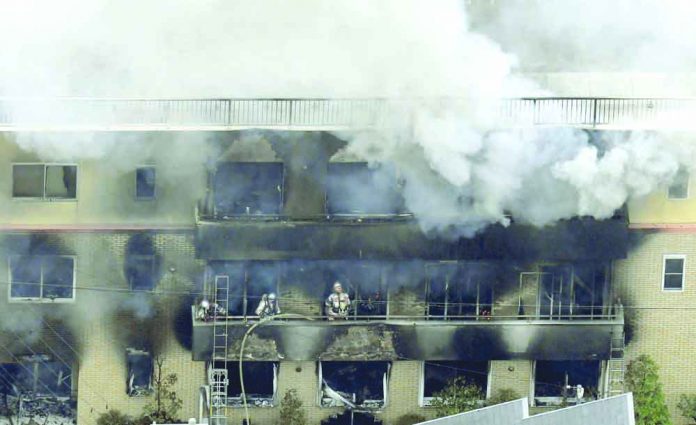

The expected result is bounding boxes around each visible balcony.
[1,97,695,131]
[190,307,624,362]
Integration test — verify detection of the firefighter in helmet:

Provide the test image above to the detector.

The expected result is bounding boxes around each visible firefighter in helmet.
[325,281,351,320]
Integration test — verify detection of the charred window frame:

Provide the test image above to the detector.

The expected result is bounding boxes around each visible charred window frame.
[324,262,387,319]
[326,162,405,217]
[419,361,490,406]
[668,169,689,200]
[126,254,157,291]
[532,360,602,406]
[572,263,609,318]
[663,255,685,292]
[12,163,78,200]
[126,349,153,397]
[8,255,76,302]
[135,166,156,200]
[425,263,493,320]
[213,162,284,217]
[1,355,73,398]
[211,361,278,407]
[318,361,390,409]
[210,262,280,318]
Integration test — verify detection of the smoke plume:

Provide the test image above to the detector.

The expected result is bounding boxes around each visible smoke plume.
[1,0,695,236]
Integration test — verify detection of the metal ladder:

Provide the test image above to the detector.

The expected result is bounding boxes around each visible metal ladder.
[606,330,626,397]
[210,275,230,425]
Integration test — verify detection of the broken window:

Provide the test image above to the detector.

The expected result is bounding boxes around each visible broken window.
[324,262,386,318]
[213,361,277,407]
[126,349,153,396]
[572,263,608,317]
[668,168,689,200]
[534,360,601,406]
[426,263,493,319]
[0,355,72,398]
[663,255,685,291]
[13,164,77,200]
[421,361,488,405]
[319,361,390,409]
[538,265,573,319]
[213,162,284,216]
[9,256,75,300]
[135,166,156,200]
[209,262,279,318]
[326,162,403,216]
[126,255,157,291]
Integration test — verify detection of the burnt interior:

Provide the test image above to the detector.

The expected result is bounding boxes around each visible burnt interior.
[320,361,389,408]
[124,233,161,291]
[213,361,277,405]
[0,355,72,398]
[126,348,153,396]
[534,360,601,404]
[7,234,74,300]
[213,162,284,216]
[135,166,156,199]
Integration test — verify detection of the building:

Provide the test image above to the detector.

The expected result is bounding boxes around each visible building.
[0,97,663,425]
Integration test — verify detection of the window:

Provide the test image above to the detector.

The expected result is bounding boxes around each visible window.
[326,162,404,216]
[135,167,156,200]
[421,361,489,406]
[663,255,685,291]
[0,355,72,398]
[213,162,284,216]
[319,361,390,409]
[212,361,278,407]
[9,256,75,301]
[426,264,493,320]
[126,255,156,291]
[668,169,689,200]
[13,164,77,200]
[209,262,279,317]
[324,262,387,318]
[126,349,153,396]
[533,360,601,406]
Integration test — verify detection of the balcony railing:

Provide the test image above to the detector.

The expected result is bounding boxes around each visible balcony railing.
[1,97,695,130]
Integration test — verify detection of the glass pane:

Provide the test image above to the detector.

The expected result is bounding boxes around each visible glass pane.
[665,258,684,274]
[38,361,72,397]
[42,257,74,299]
[664,273,684,290]
[13,165,44,197]
[45,165,77,199]
[136,167,156,199]
[10,256,42,298]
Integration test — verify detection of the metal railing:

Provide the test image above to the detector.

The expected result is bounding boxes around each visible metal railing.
[1,97,696,129]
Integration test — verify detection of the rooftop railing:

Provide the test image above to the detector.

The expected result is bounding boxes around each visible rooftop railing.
[1,97,695,130]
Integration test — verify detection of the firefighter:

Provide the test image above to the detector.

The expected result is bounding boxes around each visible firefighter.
[325,281,351,320]
[255,293,280,318]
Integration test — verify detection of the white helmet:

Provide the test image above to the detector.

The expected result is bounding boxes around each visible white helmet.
[200,299,210,309]
[268,293,277,300]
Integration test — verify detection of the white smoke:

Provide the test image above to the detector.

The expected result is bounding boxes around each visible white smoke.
[0,0,694,236]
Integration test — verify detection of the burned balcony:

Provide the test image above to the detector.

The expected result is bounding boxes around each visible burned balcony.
[192,259,624,362]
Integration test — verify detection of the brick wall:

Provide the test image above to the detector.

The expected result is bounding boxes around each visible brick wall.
[614,231,696,425]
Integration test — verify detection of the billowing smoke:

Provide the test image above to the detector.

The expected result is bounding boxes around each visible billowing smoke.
[1,0,694,236]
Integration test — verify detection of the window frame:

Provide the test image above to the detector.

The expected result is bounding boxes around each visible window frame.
[662,254,686,292]
[126,254,157,292]
[11,163,79,201]
[126,348,153,397]
[134,166,157,201]
[531,360,603,407]
[212,161,285,217]
[317,361,390,409]
[208,361,278,407]
[418,360,491,407]
[8,255,77,303]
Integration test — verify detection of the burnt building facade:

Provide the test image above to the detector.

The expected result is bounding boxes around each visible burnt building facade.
[0,98,656,425]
